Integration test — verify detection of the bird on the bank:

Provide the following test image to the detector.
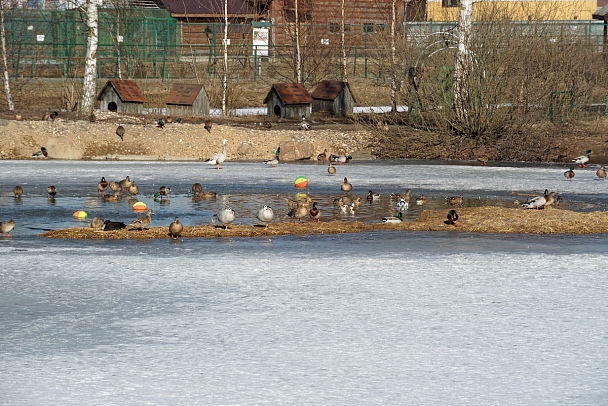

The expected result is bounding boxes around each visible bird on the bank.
[446,209,459,226]
[119,176,132,191]
[32,147,48,159]
[128,209,153,231]
[90,217,105,229]
[264,157,279,167]
[341,177,352,193]
[169,217,184,239]
[564,167,575,181]
[317,149,328,165]
[416,194,427,206]
[597,165,607,180]
[367,190,380,204]
[116,125,125,141]
[128,182,139,196]
[47,186,57,198]
[156,118,165,129]
[287,204,308,222]
[477,157,488,166]
[206,139,227,170]
[0,219,15,237]
[300,115,311,130]
[328,162,337,176]
[191,183,203,196]
[97,177,109,194]
[330,154,352,165]
[572,149,591,168]
[102,219,126,231]
[43,111,58,121]
[256,205,274,228]
[204,119,213,133]
[13,186,23,198]
[522,190,548,210]
[382,212,403,224]
[155,186,170,201]
[397,197,408,213]
[165,116,174,124]
[216,207,235,229]
[543,191,556,208]
[447,194,463,205]
[309,202,321,222]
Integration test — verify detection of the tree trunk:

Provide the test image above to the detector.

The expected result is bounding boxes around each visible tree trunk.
[222,0,228,115]
[340,0,348,82]
[0,2,14,111]
[390,0,397,112]
[80,0,99,117]
[294,0,302,83]
[453,0,473,123]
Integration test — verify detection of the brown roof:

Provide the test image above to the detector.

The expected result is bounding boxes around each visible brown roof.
[263,83,312,105]
[310,80,355,102]
[98,80,145,103]
[165,83,205,106]
[159,0,256,16]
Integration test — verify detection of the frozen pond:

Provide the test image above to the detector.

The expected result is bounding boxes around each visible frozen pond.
[1,160,607,405]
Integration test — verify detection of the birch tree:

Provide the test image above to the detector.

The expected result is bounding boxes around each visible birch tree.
[0,0,14,111]
[294,0,302,83]
[80,0,99,117]
[389,0,397,112]
[452,0,473,123]
[222,0,228,115]
[340,0,347,82]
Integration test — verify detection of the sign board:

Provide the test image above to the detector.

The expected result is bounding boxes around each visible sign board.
[253,27,269,57]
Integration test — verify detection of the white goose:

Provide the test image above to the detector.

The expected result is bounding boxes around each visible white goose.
[207,139,227,170]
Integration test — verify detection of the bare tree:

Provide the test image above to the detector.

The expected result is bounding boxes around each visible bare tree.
[0,0,14,111]
[222,0,228,115]
[340,0,347,82]
[390,0,397,111]
[294,0,302,82]
[452,0,473,124]
[80,0,99,117]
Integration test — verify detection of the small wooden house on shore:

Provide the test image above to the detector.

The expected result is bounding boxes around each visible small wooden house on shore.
[263,83,312,118]
[165,83,210,117]
[97,80,146,114]
[311,80,356,116]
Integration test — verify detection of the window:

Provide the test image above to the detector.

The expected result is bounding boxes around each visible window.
[442,0,458,7]
[329,23,340,33]
[363,23,374,33]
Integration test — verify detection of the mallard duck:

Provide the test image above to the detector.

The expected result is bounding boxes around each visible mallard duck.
[13,186,23,198]
[367,190,380,204]
[597,165,606,180]
[32,147,48,159]
[264,157,279,167]
[216,207,235,229]
[352,197,362,207]
[116,125,125,141]
[90,217,105,229]
[397,197,408,213]
[447,194,463,205]
[446,209,459,226]
[0,219,15,236]
[157,118,165,129]
[340,202,356,215]
[165,116,174,124]
[330,154,352,165]
[382,212,403,224]
[128,182,139,196]
[154,186,171,201]
[333,196,344,206]
[191,182,203,196]
[256,205,274,228]
[564,167,575,181]
[416,194,426,206]
[102,220,126,231]
[391,189,411,202]
[119,176,132,191]
[341,177,352,193]
[47,186,57,198]
[300,115,311,130]
[287,204,308,222]
[103,191,121,202]
[543,191,556,208]
[98,177,109,194]
[204,119,213,133]
[287,196,311,209]
[309,202,321,222]
[477,157,488,166]
[206,139,227,170]
[128,209,153,231]
[572,149,591,168]
[317,149,328,165]
[327,162,336,176]
[522,191,547,210]
[169,217,184,239]
[109,181,121,193]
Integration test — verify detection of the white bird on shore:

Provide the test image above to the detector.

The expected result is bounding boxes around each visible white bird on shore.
[264,157,279,167]
[216,207,235,229]
[522,190,547,210]
[256,205,274,228]
[206,139,227,170]
[300,115,311,130]
[572,149,591,168]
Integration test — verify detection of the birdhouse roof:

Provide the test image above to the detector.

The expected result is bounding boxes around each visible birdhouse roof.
[165,83,206,106]
[311,80,356,103]
[98,80,146,103]
[263,83,312,105]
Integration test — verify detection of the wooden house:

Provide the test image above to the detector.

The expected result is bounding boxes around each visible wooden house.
[165,83,210,117]
[263,83,312,118]
[310,80,355,116]
[97,80,146,114]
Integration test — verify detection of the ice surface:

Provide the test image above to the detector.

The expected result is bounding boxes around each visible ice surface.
[1,160,607,405]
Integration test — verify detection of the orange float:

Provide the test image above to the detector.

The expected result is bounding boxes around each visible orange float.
[132,201,148,212]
